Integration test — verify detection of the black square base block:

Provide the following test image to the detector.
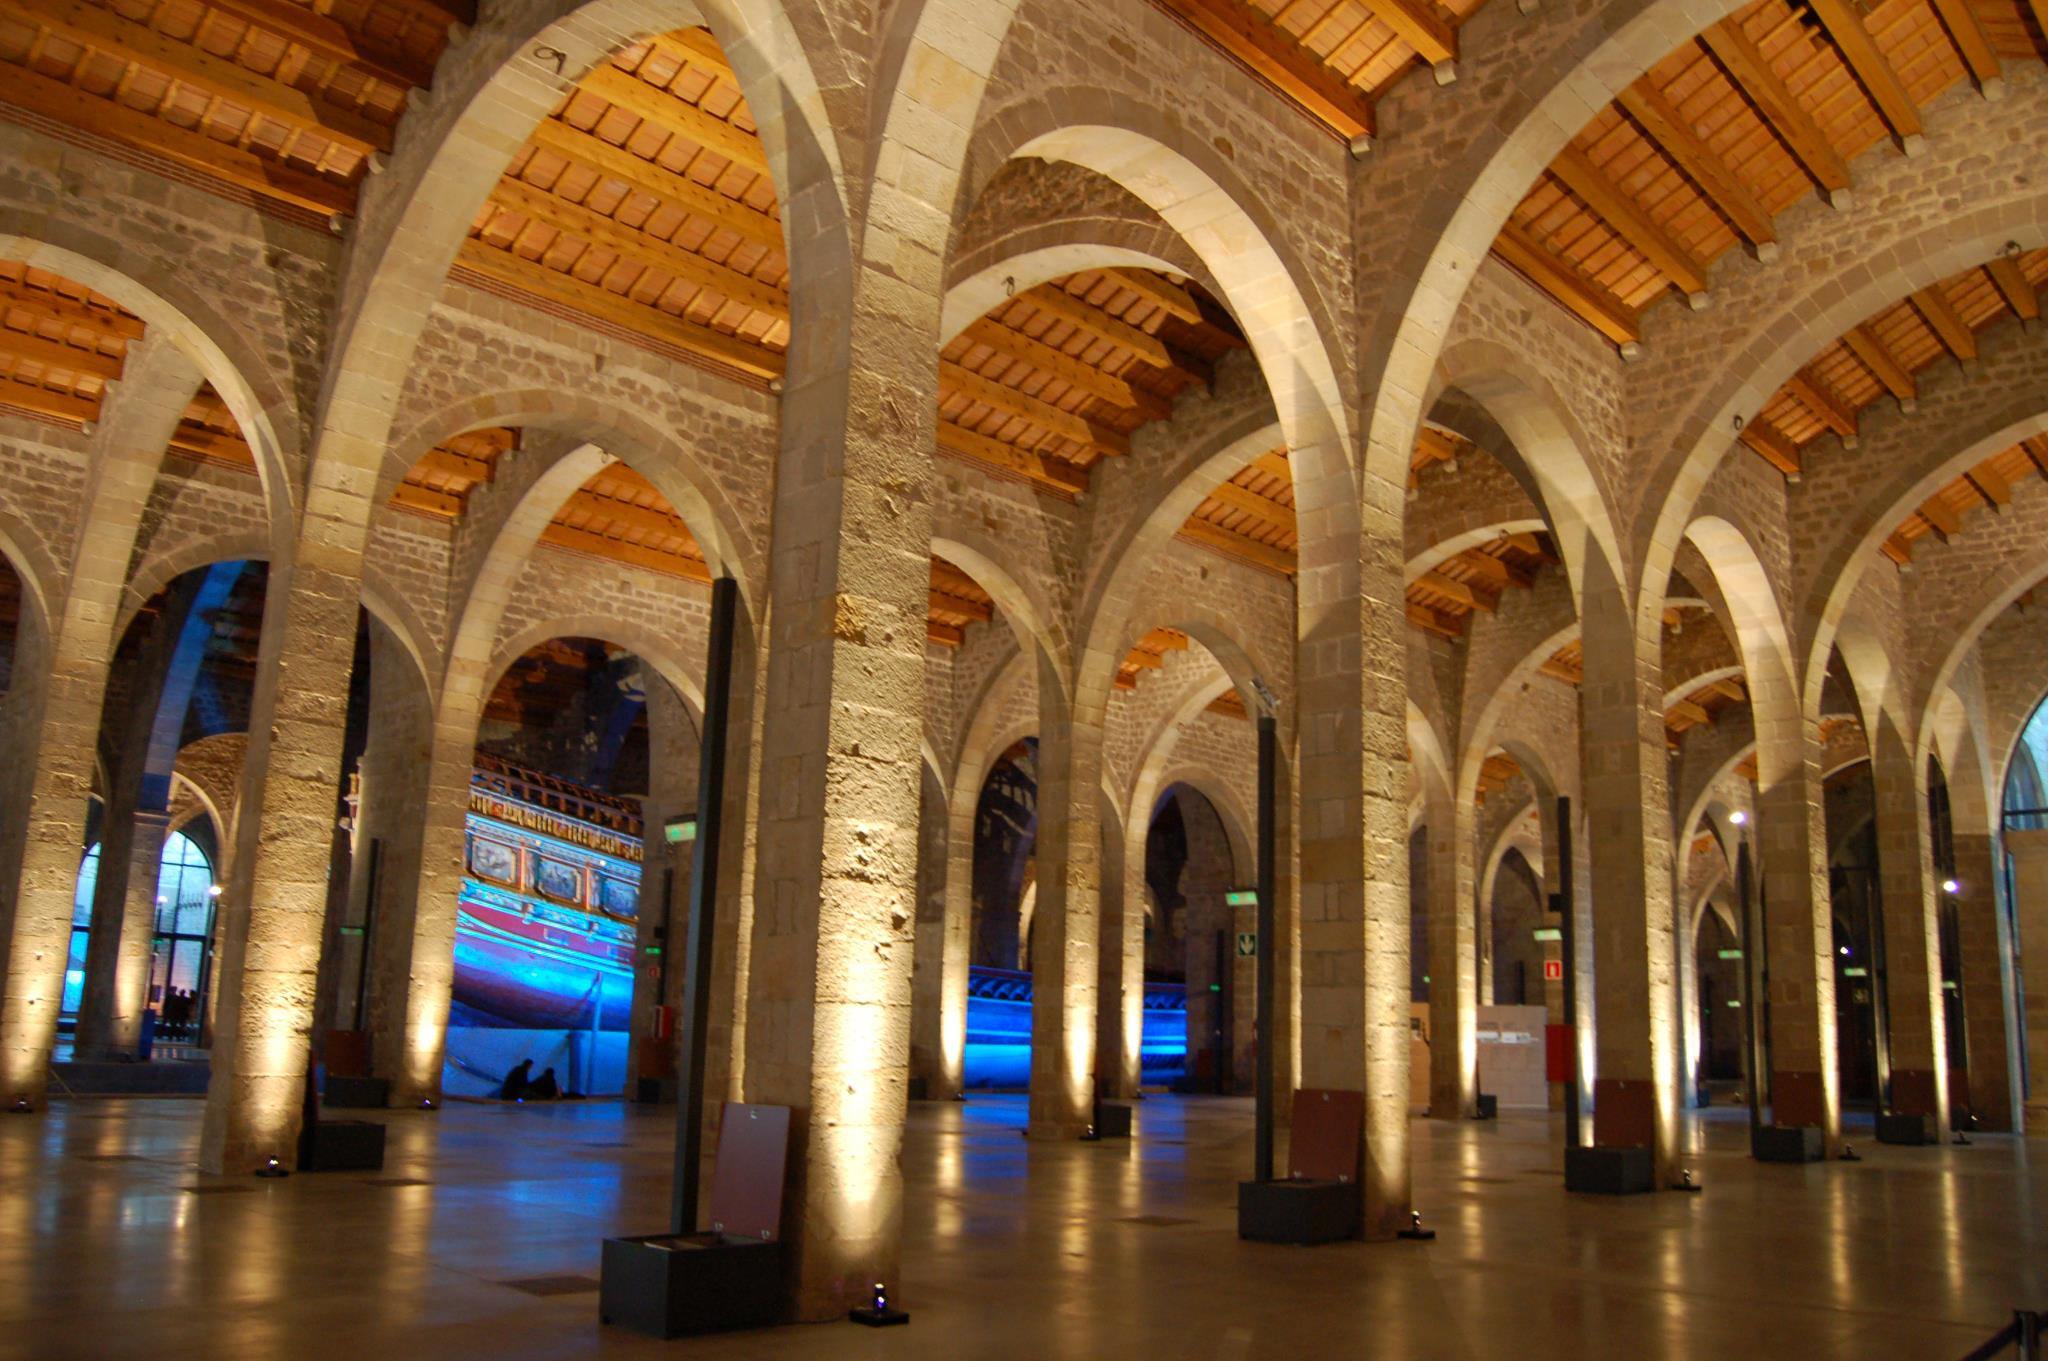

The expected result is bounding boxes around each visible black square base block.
[298,1119,386,1172]
[1877,1113,1939,1145]
[600,1235,784,1338]
[322,1075,390,1109]
[1475,1094,1498,1120]
[1753,1124,1825,1163]
[1092,1101,1133,1138]
[1237,1178,1359,1243]
[1565,1146,1654,1194]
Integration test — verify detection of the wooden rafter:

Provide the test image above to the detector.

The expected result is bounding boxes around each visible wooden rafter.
[1152,0,1377,144]
[936,419,1090,495]
[1928,0,2003,91]
[1987,257,2041,322]
[1176,517,1295,573]
[1615,83,1776,255]
[1911,285,1978,362]
[1805,0,1922,150]
[1019,284,1173,369]
[575,63,771,176]
[1492,222,1639,346]
[200,0,436,90]
[1548,146,1709,298]
[1843,324,1915,403]
[1363,0,1457,68]
[1699,19,1851,203]
[523,119,785,253]
[1784,369,1856,442]
[1739,419,1801,477]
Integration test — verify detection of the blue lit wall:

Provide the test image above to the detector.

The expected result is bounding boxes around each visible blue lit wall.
[962,966,1187,1089]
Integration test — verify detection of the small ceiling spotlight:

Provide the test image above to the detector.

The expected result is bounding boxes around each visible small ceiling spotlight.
[1941,878,1960,895]
[208,884,223,898]
[1729,810,1748,826]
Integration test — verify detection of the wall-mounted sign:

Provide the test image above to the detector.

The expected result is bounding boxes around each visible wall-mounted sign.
[1235,931,1257,957]
[1225,888,1258,907]
[1542,959,1563,981]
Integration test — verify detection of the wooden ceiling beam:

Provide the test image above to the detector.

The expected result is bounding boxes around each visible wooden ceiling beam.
[410,446,494,484]
[1492,222,1639,347]
[453,238,783,379]
[8,0,394,156]
[959,317,1169,420]
[1701,20,1853,206]
[936,419,1090,495]
[1152,0,1377,145]
[487,176,789,320]
[389,481,463,518]
[558,488,696,547]
[1549,146,1709,299]
[1020,285,1173,369]
[1911,285,1978,362]
[1363,0,1457,68]
[1175,517,1298,573]
[0,282,144,340]
[1707,677,1746,703]
[0,61,353,214]
[1918,493,1961,537]
[1928,0,2004,93]
[1198,477,1298,531]
[1880,531,1914,565]
[929,588,994,623]
[0,327,123,380]
[1617,83,1777,258]
[1107,268,1204,325]
[539,520,712,582]
[1784,369,1857,441]
[0,378,94,424]
[1987,257,2041,322]
[2024,436,2048,480]
[1964,467,2009,509]
[524,119,784,253]
[201,0,435,90]
[1667,697,1712,725]
[926,620,965,648]
[939,359,1129,457]
[1806,0,1924,152]
[576,65,771,176]
[1413,569,1479,610]
[1251,450,1294,483]
[166,424,253,466]
[1406,602,1462,639]
[1843,324,1916,403]
[1738,418,1801,476]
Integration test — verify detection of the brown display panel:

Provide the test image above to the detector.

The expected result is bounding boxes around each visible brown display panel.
[1287,1088,1362,1184]
[706,1104,790,1243]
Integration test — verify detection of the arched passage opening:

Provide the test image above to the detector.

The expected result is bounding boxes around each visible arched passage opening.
[1145,783,1246,1096]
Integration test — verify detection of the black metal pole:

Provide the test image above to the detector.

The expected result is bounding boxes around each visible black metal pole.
[1254,712,1276,1183]
[671,577,737,1237]
[1737,841,1762,1145]
[1556,796,1578,1151]
[351,838,382,1031]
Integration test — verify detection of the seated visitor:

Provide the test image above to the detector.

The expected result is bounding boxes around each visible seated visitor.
[498,1058,534,1101]
[526,1066,560,1101]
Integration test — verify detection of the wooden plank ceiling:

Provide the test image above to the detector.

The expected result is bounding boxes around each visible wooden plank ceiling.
[0,0,460,217]
[1493,0,2046,349]
[1148,0,1485,146]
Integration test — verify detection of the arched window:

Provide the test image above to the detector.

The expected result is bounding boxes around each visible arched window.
[62,830,217,1032]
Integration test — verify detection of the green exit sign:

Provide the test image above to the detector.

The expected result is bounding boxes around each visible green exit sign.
[1717,948,1743,960]
[664,816,698,844]
[1532,927,1562,942]
[1225,888,1258,907]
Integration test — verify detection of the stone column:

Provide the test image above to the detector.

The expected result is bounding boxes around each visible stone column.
[1093,797,1135,1101]
[2003,827,2048,1133]
[356,624,433,1087]
[1870,722,1949,1127]
[1026,666,1102,1139]
[1425,791,1476,1118]
[1576,559,1679,1175]
[1950,828,2019,1131]
[1,335,201,1107]
[1293,441,1408,1238]
[626,673,696,1097]
[909,767,953,1098]
[1754,731,1842,1145]
[199,556,366,1174]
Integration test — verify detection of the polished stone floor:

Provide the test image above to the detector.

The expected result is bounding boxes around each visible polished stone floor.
[3,1094,2042,1360]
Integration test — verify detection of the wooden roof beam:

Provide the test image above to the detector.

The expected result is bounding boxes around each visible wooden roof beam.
[1414,569,1481,610]
[0,327,124,381]
[1667,697,1712,725]
[1928,0,2005,99]
[1107,269,1204,325]
[1492,222,1641,351]
[1964,467,2010,510]
[926,620,965,648]
[1880,531,1914,566]
[1549,146,1710,303]
[1912,285,1978,363]
[1707,677,1746,703]
[939,359,1129,458]
[2024,436,2048,480]
[0,62,353,214]
[524,119,785,253]
[1176,517,1299,574]
[959,317,1170,420]
[929,589,994,622]
[1020,285,1173,369]
[201,0,437,90]
[1918,493,1961,538]
[0,282,144,340]
[412,446,495,484]
[8,0,394,156]
[1152,0,1377,149]
[488,177,789,321]
[1843,324,1916,408]
[1199,478,1298,531]
[1617,83,1777,261]
[1738,418,1801,477]
[1701,20,1854,209]
[936,419,1090,495]
[1406,602,1462,639]
[539,521,710,582]
[453,238,783,379]
[1806,0,1925,154]
[1363,0,1458,74]
[1987,256,2041,322]
[1785,369,1858,444]
[576,65,771,176]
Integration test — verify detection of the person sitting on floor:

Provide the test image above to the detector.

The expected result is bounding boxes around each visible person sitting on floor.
[498,1058,534,1101]
[525,1066,560,1101]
